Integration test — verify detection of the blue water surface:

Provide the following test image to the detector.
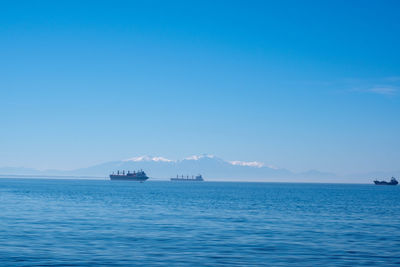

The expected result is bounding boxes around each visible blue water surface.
[0,179,399,266]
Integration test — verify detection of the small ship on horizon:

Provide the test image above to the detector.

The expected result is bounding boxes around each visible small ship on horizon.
[171,174,204,181]
[374,177,398,185]
[110,170,149,182]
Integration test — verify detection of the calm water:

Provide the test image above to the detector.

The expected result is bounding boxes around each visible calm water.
[0,179,399,266]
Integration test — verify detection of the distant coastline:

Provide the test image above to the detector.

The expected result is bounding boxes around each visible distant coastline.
[0,175,379,184]
[0,174,105,180]
[0,155,399,184]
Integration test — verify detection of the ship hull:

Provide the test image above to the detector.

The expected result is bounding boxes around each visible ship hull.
[110,175,148,181]
[374,181,398,185]
[170,178,203,181]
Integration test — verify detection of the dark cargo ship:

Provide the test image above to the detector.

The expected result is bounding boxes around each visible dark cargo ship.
[171,174,204,181]
[110,170,149,182]
[374,177,398,185]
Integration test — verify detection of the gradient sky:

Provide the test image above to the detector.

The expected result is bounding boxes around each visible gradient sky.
[1,0,399,174]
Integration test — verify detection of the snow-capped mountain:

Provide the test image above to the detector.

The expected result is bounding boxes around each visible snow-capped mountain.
[0,154,393,182]
[71,154,284,180]
[0,154,293,181]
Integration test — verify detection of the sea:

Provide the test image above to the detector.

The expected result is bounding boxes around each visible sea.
[0,178,399,266]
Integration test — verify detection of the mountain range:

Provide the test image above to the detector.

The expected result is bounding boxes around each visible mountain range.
[0,154,398,183]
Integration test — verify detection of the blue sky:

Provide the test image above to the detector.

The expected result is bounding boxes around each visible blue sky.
[1,0,399,174]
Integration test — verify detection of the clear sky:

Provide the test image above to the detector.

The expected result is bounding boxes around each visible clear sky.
[1,0,399,174]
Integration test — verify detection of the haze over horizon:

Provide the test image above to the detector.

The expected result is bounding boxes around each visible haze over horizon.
[1,154,398,184]
[1,1,400,177]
